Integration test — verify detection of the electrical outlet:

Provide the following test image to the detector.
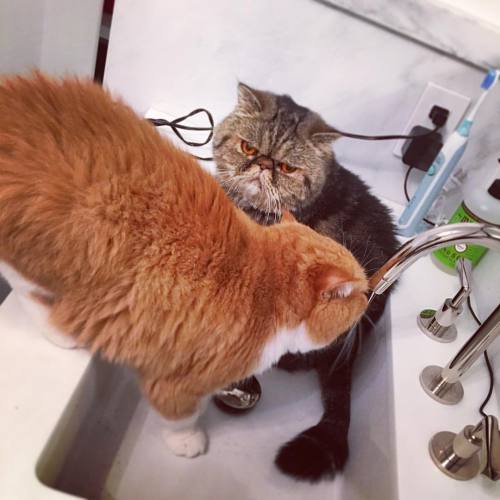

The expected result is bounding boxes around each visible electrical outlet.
[393,82,471,158]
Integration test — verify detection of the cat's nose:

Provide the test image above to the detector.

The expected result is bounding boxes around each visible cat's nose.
[255,156,274,170]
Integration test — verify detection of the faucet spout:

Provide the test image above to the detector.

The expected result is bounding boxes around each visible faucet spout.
[370,223,500,295]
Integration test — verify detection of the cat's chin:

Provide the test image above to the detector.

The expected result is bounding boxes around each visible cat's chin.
[241,180,262,199]
[238,189,274,215]
[234,192,264,212]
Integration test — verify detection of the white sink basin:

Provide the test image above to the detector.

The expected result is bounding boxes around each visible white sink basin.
[36,304,394,500]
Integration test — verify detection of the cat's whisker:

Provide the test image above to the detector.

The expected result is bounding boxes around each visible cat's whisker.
[268,189,278,223]
[360,240,369,263]
[275,193,283,224]
[273,204,280,225]
[361,313,376,329]
[221,177,242,199]
[264,189,272,225]
[227,181,240,198]
[360,256,379,271]
[266,185,281,225]
[271,187,279,220]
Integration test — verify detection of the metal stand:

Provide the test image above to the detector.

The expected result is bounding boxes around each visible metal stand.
[429,416,500,481]
[420,365,464,405]
[418,308,457,343]
[417,258,472,343]
[429,429,481,481]
[420,303,500,405]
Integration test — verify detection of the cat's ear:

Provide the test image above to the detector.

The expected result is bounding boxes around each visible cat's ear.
[236,82,275,117]
[281,210,297,223]
[313,265,359,300]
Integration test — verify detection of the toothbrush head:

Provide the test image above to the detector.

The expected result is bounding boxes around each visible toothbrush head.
[481,69,500,90]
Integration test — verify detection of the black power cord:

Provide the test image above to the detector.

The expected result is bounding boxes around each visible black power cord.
[467,296,495,418]
[148,107,446,162]
[467,295,495,473]
[330,126,439,142]
[148,108,214,161]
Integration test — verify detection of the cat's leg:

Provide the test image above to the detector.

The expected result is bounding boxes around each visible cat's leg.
[275,295,391,479]
[275,347,355,481]
[140,376,208,458]
[0,261,77,348]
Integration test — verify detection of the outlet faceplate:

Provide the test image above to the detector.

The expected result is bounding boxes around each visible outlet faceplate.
[393,82,471,158]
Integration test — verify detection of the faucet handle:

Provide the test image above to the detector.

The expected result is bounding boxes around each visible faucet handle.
[417,258,472,343]
[418,301,459,343]
[456,258,472,290]
[451,258,472,310]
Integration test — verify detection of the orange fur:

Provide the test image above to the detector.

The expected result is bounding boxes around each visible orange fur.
[0,73,367,422]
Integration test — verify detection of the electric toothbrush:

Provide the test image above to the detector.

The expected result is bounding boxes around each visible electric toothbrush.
[398,69,500,237]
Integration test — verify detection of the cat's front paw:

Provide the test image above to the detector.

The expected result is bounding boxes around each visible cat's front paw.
[275,423,348,481]
[163,428,208,458]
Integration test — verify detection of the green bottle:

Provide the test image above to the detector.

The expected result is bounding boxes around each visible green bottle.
[433,178,500,272]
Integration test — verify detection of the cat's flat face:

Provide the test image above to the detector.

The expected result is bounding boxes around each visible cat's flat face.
[213,84,339,219]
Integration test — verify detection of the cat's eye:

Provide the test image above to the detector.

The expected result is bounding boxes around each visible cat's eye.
[240,139,259,157]
[278,162,297,174]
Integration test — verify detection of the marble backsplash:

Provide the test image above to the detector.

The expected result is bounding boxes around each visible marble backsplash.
[323,0,500,69]
[105,0,499,208]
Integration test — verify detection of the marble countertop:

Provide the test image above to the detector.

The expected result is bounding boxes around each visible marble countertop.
[321,0,500,69]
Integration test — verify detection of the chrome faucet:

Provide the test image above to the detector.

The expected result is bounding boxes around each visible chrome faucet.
[370,222,500,406]
[369,222,500,296]
[370,222,500,482]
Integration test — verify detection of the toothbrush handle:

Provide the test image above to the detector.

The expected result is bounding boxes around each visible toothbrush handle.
[398,136,467,236]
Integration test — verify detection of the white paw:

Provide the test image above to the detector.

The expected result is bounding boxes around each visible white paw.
[43,329,78,349]
[163,428,208,458]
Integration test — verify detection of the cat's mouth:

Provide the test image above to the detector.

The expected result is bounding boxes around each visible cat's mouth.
[239,174,283,219]
[241,172,267,196]
[241,177,263,198]
[249,170,269,185]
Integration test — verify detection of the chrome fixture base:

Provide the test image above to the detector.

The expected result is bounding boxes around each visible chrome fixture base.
[418,309,457,343]
[213,376,262,412]
[420,365,464,405]
[429,431,481,481]
[429,416,500,482]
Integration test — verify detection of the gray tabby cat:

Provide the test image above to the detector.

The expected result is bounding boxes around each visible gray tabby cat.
[212,83,398,481]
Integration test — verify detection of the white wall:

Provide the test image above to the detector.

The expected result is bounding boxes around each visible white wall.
[0,0,45,74]
[0,0,103,77]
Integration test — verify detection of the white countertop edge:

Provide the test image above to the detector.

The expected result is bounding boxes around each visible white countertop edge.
[0,292,91,500]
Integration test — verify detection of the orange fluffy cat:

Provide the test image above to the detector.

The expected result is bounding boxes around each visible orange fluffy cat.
[0,73,368,458]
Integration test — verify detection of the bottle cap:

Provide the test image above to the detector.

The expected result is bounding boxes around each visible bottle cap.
[487,179,500,200]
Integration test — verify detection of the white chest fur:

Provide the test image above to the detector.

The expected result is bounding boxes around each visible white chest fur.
[254,322,325,374]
